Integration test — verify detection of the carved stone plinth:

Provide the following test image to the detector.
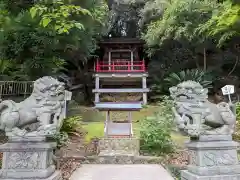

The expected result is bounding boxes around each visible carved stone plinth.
[0,137,62,180]
[181,135,240,180]
[98,137,139,156]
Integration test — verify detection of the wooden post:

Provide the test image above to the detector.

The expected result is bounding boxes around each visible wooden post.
[128,112,133,137]
[96,59,99,72]
[108,51,111,71]
[142,75,147,105]
[104,111,107,136]
[131,51,133,70]
[142,59,145,72]
[105,111,110,137]
[95,75,100,103]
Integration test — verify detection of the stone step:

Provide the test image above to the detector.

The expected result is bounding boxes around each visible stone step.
[98,137,139,156]
[70,164,174,180]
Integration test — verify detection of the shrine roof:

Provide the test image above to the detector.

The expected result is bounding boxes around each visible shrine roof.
[94,102,142,111]
[99,38,144,46]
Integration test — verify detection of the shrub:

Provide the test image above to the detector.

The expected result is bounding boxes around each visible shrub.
[139,96,175,155]
[53,131,69,149]
[53,115,83,148]
[236,102,240,120]
[233,102,240,141]
[60,116,82,134]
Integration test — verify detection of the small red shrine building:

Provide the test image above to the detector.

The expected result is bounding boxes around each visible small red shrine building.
[95,38,146,73]
[93,37,149,141]
[93,38,149,105]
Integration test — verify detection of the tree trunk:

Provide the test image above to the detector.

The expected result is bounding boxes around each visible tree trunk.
[228,56,239,76]
[203,48,207,71]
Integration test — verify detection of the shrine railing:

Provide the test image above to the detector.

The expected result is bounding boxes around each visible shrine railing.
[95,60,146,72]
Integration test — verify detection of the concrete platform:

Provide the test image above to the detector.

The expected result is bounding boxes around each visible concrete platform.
[70,164,174,180]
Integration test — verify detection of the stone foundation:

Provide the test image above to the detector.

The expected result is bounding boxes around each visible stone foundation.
[182,135,240,180]
[181,170,240,180]
[0,137,62,180]
[98,137,139,156]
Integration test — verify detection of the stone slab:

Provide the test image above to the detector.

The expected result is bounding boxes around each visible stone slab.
[7,135,46,142]
[0,165,55,179]
[98,155,135,164]
[70,164,174,180]
[198,135,232,141]
[181,170,240,180]
[188,164,240,176]
[99,150,136,156]
[1,170,62,180]
[0,142,56,151]
[98,137,139,156]
[186,140,239,150]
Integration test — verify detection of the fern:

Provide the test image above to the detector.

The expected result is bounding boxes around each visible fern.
[164,69,214,89]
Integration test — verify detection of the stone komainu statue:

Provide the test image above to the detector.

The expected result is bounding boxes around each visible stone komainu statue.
[169,81,236,137]
[0,76,66,137]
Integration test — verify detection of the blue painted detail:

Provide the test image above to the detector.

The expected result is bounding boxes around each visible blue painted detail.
[95,102,142,110]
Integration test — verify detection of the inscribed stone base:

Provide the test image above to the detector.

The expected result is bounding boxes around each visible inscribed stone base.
[182,135,240,180]
[0,137,62,180]
[98,137,139,156]
[1,171,62,180]
[181,170,240,180]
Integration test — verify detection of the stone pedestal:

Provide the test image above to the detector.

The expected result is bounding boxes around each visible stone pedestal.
[98,137,140,164]
[98,137,139,156]
[181,135,240,180]
[0,136,62,180]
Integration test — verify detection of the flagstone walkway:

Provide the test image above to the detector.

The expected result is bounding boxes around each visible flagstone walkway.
[70,164,174,180]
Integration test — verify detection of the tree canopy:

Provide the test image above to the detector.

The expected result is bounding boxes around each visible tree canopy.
[0,0,239,100]
[0,0,109,80]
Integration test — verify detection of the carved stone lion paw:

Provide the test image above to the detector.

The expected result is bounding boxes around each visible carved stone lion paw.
[7,127,28,137]
[37,124,57,136]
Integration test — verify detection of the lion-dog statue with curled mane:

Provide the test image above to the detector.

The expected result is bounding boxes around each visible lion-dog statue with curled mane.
[169,81,236,137]
[0,76,65,137]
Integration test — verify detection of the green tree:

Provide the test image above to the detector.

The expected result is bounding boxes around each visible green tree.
[196,0,240,77]
[197,0,240,47]
[0,0,109,80]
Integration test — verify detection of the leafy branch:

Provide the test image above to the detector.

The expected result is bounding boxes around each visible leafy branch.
[30,0,93,34]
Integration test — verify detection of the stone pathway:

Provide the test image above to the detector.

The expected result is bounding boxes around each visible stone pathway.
[70,164,174,180]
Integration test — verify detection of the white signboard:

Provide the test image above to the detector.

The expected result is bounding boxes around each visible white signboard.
[65,90,72,101]
[221,85,235,95]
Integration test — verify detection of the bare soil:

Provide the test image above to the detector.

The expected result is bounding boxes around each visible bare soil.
[56,134,98,179]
